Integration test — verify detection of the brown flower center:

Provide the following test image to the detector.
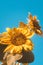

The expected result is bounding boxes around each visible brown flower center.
[11,33,26,46]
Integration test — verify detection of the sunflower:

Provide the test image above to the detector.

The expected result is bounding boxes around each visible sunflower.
[27,14,42,35]
[0,22,34,54]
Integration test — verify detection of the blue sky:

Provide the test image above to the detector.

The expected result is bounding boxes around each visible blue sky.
[0,0,43,65]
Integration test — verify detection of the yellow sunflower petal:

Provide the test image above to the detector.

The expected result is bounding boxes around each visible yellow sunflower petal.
[4,44,22,54]
[22,44,33,51]
[25,39,34,47]
[33,16,37,20]
[29,14,33,20]
[13,45,22,53]
[36,29,42,35]
[6,28,11,32]
[17,28,35,38]
[25,30,35,38]
[17,28,27,35]
[22,39,34,51]
[0,36,11,45]
[6,28,12,35]
[19,22,28,29]
[0,32,9,39]
[4,44,14,52]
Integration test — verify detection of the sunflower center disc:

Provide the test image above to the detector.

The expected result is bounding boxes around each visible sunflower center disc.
[12,33,26,46]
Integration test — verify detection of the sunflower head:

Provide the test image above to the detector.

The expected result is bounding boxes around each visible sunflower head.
[0,24,34,54]
[28,14,42,35]
[11,28,27,46]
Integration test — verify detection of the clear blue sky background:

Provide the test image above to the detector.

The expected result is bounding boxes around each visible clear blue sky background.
[0,0,43,65]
